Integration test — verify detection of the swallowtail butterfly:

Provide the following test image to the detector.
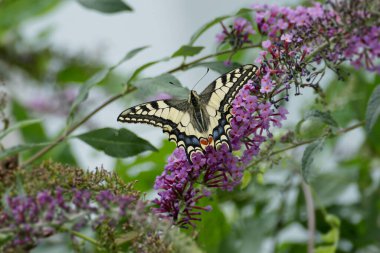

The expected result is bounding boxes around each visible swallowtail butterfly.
[117,64,257,163]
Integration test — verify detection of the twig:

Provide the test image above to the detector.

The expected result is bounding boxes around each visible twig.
[20,91,130,168]
[248,122,364,171]
[302,180,315,253]
[167,44,260,73]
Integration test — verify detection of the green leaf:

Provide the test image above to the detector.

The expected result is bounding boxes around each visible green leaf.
[11,100,47,143]
[190,15,230,45]
[77,0,132,13]
[76,128,157,158]
[193,61,241,74]
[197,199,229,253]
[365,85,380,132]
[0,143,51,160]
[301,138,325,183]
[112,46,149,70]
[133,73,189,100]
[315,246,336,253]
[304,110,338,128]
[127,59,165,83]
[240,170,252,189]
[0,119,41,140]
[68,68,109,122]
[0,0,61,32]
[115,140,175,191]
[172,45,204,58]
[235,8,253,15]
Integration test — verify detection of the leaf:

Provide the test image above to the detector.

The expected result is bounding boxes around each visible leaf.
[193,61,241,74]
[365,85,380,132]
[189,15,230,45]
[240,171,252,189]
[0,119,41,140]
[301,138,325,183]
[68,68,109,123]
[0,143,51,160]
[115,140,174,192]
[172,45,204,58]
[127,59,165,83]
[76,128,157,158]
[77,0,132,13]
[0,0,61,32]
[133,73,189,100]
[314,246,336,253]
[235,8,253,15]
[304,110,338,128]
[11,100,47,143]
[112,46,149,70]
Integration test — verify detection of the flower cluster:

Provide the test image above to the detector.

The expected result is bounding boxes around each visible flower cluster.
[252,1,380,73]
[0,187,136,251]
[216,17,255,49]
[153,78,288,227]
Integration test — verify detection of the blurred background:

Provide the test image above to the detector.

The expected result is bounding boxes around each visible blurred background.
[1,0,379,253]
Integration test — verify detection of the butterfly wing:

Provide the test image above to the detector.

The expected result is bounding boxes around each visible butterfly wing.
[117,99,204,161]
[200,64,257,150]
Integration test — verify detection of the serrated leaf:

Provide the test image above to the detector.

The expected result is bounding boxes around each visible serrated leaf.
[190,15,230,45]
[193,61,241,74]
[0,119,41,140]
[172,45,204,58]
[76,128,157,158]
[304,110,338,128]
[365,85,380,132]
[77,0,132,13]
[301,138,325,183]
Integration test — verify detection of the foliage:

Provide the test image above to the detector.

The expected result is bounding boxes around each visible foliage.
[0,0,379,252]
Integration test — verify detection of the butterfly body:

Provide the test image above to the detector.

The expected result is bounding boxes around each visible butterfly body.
[118,65,257,162]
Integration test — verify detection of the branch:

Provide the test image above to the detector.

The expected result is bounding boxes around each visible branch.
[248,122,364,171]
[167,44,260,73]
[302,180,315,253]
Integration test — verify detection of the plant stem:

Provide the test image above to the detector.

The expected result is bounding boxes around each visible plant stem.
[248,122,364,171]
[167,44,260,73]
[59,226,102,247]
[20,91,130,168]
[302,180,315,253]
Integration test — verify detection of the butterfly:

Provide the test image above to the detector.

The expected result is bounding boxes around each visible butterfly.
[117,64,257,163]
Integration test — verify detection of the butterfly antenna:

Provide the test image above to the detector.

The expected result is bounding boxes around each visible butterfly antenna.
[191,68,210,90]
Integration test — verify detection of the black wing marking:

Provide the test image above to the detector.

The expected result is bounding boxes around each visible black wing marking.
[200,64,257,112]
[117,99,188,133]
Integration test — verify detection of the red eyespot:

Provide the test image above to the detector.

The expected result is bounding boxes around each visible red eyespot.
[208,136,213,144]
[200,138,208,146]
